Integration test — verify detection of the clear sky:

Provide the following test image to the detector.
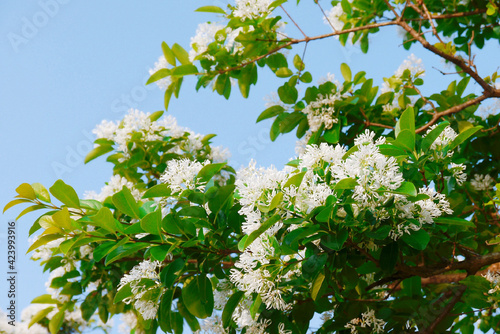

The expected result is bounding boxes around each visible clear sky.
[0,1,499,333]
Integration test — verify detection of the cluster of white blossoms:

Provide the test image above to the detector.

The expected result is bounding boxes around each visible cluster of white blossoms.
[483,270,500,294]
[391,187,453,239]
[303,93,340,133]
[471,174,495,191]
[233,0,272,19]
[334,130,404,213]
[345,308,386,334]
[0,301,106,334]
[423,124,458,160]
[84,174,143,202]
[296,77,345,155]
[381,54,425,114]
[323,3,345,32]
[449,162,467,185]
[117,260,164,320]
[160,158,210,194]
[189,22,250,62]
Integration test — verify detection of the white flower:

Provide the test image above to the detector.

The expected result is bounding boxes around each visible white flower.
[303,93,340,133]
[189,22,225,61]
[233,0,272,19]
[346,308,386,334]
[160,159,209,194]
[323,4,345,32]
[471,174,495,191]
[483,271,500,294]
[395,53,425,78]
[118,260,163,320]
[84,174,143,202]
[449,163,467,185]
[423,124,458,160]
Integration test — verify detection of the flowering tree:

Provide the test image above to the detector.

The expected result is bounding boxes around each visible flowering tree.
[4,0,500,333]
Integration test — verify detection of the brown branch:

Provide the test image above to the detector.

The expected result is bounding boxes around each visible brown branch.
[421,285,467,334]
[430,9,487,19]
[418,0,446,45]
[397,19,493,93]
[415,94,489,133]
[359,108,395,130]
[216,21,397,75]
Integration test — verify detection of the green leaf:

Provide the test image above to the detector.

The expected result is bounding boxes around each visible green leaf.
[16,183,36,199]
[197,163,226,183]
[178,295,201,332]
[171,64,198,77]
[222,291,244,327]
[392,181,417,197]
[321,229,348,251]
[3,199,31,213]
[380,242,398,272]
[434,217,475,227]
[283,172,306,188]
[243,214,281,249]
[27,234,63,254]
[256,105,285,123]
[142,184,171,199]
[162,42,176,66]
[275,67,293,78]
[340,63,352,82]
[49,180,80,208]
[84,145,113,164]
[104,242,149,265]
[182,274,214,319]
[401,229,430,250]
[311,272,325,300]
[150,245,171,262]
[208,184,235,214]
[28,307,54,328]
[395,106,415,137]
[112,187,141,219]
[402,276,422,298]
[160,258,185,288]
[300,71,313,83]
[195,5,226,14]
[293,54,305,71]
[81,291,100,321]
[140,208,162,236]
[171,43,191,65]
[114,283,133,303]
[90,207,117,235]
[16,204,46,220]
[146,68,170,85]
[378,144,407,157]
[278,84,298,104]
[420,121,449,153]
[449,126,482,150]
[335,178,357,190]
[269,192,284,211]
[49,309,65,334]
[31,294,58,304]
[32,183,51,202]
[394,129,415,151]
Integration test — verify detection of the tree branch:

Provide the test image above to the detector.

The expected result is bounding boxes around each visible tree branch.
[415,94,489,133]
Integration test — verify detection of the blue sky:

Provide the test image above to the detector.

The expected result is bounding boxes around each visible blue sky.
[0,0,499,332]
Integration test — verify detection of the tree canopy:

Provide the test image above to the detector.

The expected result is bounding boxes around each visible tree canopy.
[3,0,500,333]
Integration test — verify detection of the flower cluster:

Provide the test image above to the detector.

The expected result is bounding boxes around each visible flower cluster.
[324,3,346,32]
[84,174,143,202]
[233,0,273,20]
[471,174,495,191]
[160,158,210,194]
[117,260,164,320]
[423,124,458,160]
[345,308,386,334]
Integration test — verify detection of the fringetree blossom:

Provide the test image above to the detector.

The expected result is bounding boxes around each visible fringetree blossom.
[5,0,500,333]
